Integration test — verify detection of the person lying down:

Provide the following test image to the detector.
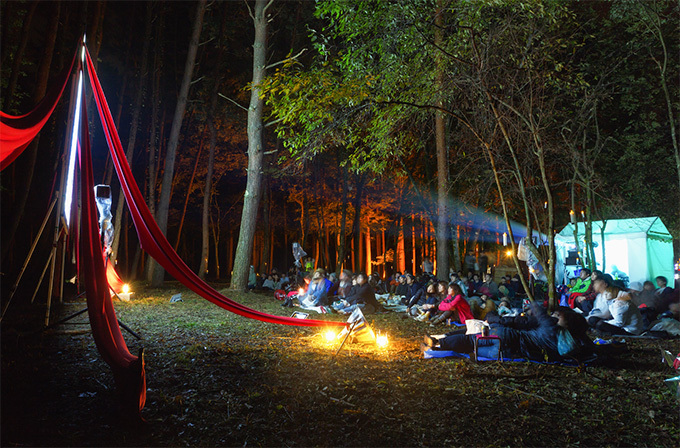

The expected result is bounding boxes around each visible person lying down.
[422,302,594,362]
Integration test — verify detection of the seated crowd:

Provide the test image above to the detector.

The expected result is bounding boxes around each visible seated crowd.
[253,261,679,352]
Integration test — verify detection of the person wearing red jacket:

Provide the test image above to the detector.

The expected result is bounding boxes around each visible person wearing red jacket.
[430,284,474,326]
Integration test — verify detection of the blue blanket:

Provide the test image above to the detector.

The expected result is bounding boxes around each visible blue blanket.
[422,348,593,366]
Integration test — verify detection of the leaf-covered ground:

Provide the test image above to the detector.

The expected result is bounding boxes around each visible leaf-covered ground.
[2,283,679,447]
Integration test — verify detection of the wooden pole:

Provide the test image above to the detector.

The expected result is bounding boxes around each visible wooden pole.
[1,197,58,320]
[31,250,55,304]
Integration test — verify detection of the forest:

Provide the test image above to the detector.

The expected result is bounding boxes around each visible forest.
[2,1,680,446]
[1,0,678,297]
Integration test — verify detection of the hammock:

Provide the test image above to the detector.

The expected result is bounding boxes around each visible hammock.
[0,44,77,170]
[84,48,343,329]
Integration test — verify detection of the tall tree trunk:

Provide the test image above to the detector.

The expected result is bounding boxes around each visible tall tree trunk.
[260,176,271,275]
[411,215,417,275]
[227,231,234,276]
[336,163,349,274]
[150,0,206,286]
[200,11,225,278]
[145,10,164,229]
[211,214,221,279]
[4,1,38,111]
[231,0,272,291]
[1,2,59,263]
[175,128,206,251]
[396,218,405,273]
[110,1,152,264]
[352,175,364,273]
[365,231,372,275]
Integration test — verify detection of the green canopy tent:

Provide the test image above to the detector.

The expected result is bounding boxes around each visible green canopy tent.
[555,217,674,286]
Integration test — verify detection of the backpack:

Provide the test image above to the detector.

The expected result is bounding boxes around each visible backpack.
[557,328,580,357]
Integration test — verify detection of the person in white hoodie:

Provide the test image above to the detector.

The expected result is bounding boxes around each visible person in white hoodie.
[587,276,644,335]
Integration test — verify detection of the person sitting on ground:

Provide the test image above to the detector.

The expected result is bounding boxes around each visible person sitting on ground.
[630,281,657,308]
[572,270,603,314]
[497,299,514,317]
[478,273,499,299]
[422,302,593,362]
[510,274,525,296]
[407,282,440,321]
[389,272,402,294]
[655,276,679,316]
[587,276,644,336]
[584,275,618,321]
[279,272,290,289]
[262,274,277,291]
[449,273,468,297]
[328,269,353,299]
[392,274,409,298]
[333,273,382,314]
[429,283,474,326]
[247,265,257,290]
[567,268,592,304]
[468,273,482,296]
[294,269,332,308]
[470,294,497,320]
[629,281,659,328]
[497,276,515,299]
[436,281,448,300]
[370,272,388,295]
[401,274,424,306]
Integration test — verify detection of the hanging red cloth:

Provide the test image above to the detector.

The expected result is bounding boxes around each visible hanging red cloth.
[85,49,342,328]
[0,45,78,170]
[106,258,126,295]
[79,94,146,420]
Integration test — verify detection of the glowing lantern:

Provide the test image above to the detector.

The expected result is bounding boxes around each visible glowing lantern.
[118,283,132,301]
[376,334,389,348]
[506,250,513,257]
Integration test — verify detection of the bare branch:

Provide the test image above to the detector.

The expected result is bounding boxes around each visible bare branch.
[264,116,285,128]
[218,92,248,112]
[262,0,275,16]
[265,48,307,71]
[244,0,254,21]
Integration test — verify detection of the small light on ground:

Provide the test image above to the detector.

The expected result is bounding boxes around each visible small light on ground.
[122,283,131,294]
[324,330,337,343]
[376,334,388,348]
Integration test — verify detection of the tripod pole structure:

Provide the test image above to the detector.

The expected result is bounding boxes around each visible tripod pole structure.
[31,249,55,304]
[334,320,358,356]
[0,197,58,322]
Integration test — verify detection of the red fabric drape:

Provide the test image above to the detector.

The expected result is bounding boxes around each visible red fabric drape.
[106,259,126,294]
[85,50,342,328]
[79,95,146,418]
[0,46,78,170]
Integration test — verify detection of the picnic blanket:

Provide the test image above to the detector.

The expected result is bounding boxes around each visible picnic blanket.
[422,348,598,366]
